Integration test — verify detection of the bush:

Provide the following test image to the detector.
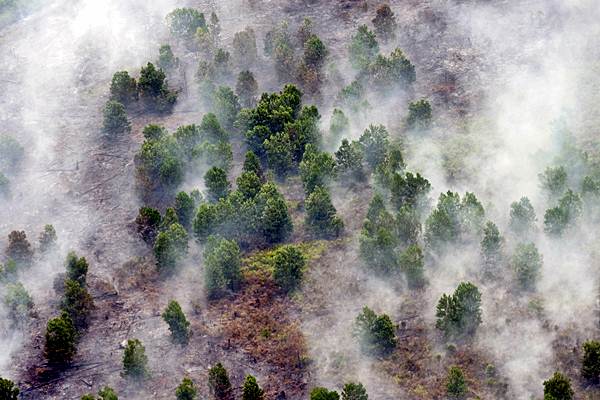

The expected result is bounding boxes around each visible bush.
[61,278,94,330]
[0,377,19,400]
[303,34,327,68]
[446,366,467,398]
[102,100,130,134]
[310,387,340,400]
[167,8,206,38]
[272,245,306,293]
[242,375,264,400]
[136,207,162,244]
[349,25,379,70]
[4,282,33,324]
[65,251,89,285]
[176,377,197,400]
[162,300,190,344]
[208,363,232,400]
[204,236,242,299]
[39,224,57,253]
[543,372,573,400]
[98,387,118,400]
[582,340,600,383]
[372,4,397,42]
[205,166,231,202]
[305,186,343,239]
[154,223,189,274]
[353,306,396,355]
[436,282,482,338]
[509,196,536,236]
[110,71,137,104]
[406,99,431,130]
[122,339,148,379]
[45,311,77,366]
[511,242,542,290]
[341,382,368,400]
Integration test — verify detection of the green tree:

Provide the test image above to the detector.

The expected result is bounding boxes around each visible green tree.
[390,172,431,210]
[582,340,600,384]
[138,62,177,112]
[136,207,162,244]
[272,245,306,293]
[304,34,327,68]
[372,4,397,42]
[175,191,196,229]
[236,70,258,108]
[142,124,167,140]
[543,189,582,236]
[329,108,349,140]
[509,197,536,236]
[166,8,206,38]
[4,282,33,324]
[213,86,240,130]
[233,27,257,66]
[242,375,264,400]
[61,278,94,330]
[511,242,542,290]
[176,377,197,400]
[39,224,57,253]
[305,186,344,239]
[157,44,178,70]
[102,100,130,134]
[0,173,8,196]
[481,221,503,274]
[243,150,262,177]
[335,139,364,181]
[341,382,368,400]
[154,223,189,274]
[205,167,231,202]
[349,25,379,70]
[436,282,482,338]
[406,99,432,130]
[45,311,77,366]
[359,124,389,169]
[162,300,191,345]
[399,244,426,289]
[6,230,33,266]
[122,339,148,379]
[98,387,118,400]
[65,251,89,285]
[395,205,421,245]
[259,183,293,244]
[136,134,184,196]
[543,372,573,400]
[264,131,294,178]
[213,49,232,81]
[208,363,232,400]
[204,236,242,299]
[446,366,467,398]
[237,171,262,199]
[0,135,24,172]
[367,48,416,91]
[0,377,19,400]
[199,113,229,143]
[539,166,567,198]
[110,71,137,104]
[300,144,336,195]
[310,387,340,400]
[353,306,396,355]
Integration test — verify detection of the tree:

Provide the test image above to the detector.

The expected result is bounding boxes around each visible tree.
[0,377,19,400]
[335,139,364,181]
[102,100,130,134]
[305,186,344,239]
[39,224,57,253]
[236,70,258,108]
[259,184,293,244]
[272,245,305,293]
[389,172,431,210]
[353,306,396,355]
[162,300,191,345]
[243,150,262,177]
[367,49,415,91]
[98,387,118,400]
[242,375,264,400]
[582,340,600,384]
[66,251,89,285]
[167,8,206,38]
[341,382,368,400]
[0,173,8,196]
[175,191,196,229]
[142,124,167,140]
[236,172,262,200]
[122,339,148,379]
[204,236,242,299]
[6,230,33,266]
[310,387,340,400]
[329,108,349,140]
[45,311,77,366]
[62,278,94,330]
[199,113,228,143]
[300,144,336,195]
[208,363,232,400]
[511,242,542,290]
[4,282,33,324]
[297,17,313,46]
[212,86,240,130]
[395,205,421,245]
[264,131,294,178]
[110,71,137,104]
[233,27,257,66]
[436,282,482,338]
[406,99,432,130]
[138,62,177,112]
[372,4,397,42]
[539,166,567,198]
[336,80,365,111]
[205,167,231,202]
[349,25,379,70]
[399,244,426,289]
[543,189,582,236]
[213,49,232,81]
[0,135,24,172]
[176,377,197,400]
[154,223,189,274]
[446,366,467,398]
[481,221,503,274]
[543,372,573,400]
[136,207,162,244]
[359,124,389,169]
[509,197,536,236]
[303,34,327,68]
[158,44,178,70]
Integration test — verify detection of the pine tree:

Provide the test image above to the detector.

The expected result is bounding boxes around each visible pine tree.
[122,339,148,379]
[176,377,197,400]
[242,375,264,400]
[162,300,191,345]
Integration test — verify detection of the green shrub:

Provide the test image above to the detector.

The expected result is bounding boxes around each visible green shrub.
[109,71,137,104]
[242,375,264,400]
[341,382,368,400]
[204,236,242,299]
[436,282,482,339]
[305,186,343,239]
[272,245,306,293]
[122,339,148,379]
[446,366,467,398]
[0,377,19,400]
[582,340,600,383]
[353,306,396,355]
[44,312,77,366]
[102,100,130,134]
[310,387,340,400]
[208,363,232,400]
[162,300,191,344]
[166,8,206,38]
[543,372,573,400]
[154,223,189,274]
[176,377,197,400]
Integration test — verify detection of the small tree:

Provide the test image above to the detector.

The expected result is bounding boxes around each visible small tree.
[45,311,77,366]
[243,150,262,178]
[436,282,482,338]
[175,191,196,229]
[349,25,379,70]
[4,282,33,324]
[543,189,582,236]
[446,366,467,398]
[305,186,344,239]
[61,278,94,330]
[359,124,389,169]
[66,251,89,285]
[335,139,364,181]
[272,245,306,293]
[110,71,137,104]
[509,197,536,236]
[166,8,206,38]
[138,62,177,112]
[204,236,242,299]
[154,223,189,274]
[237,172,262,199]
[39,224,57,253]
[176,377,197,400]
[212,86,240,130]
[162,300,191,345]
[406,99,432,130]
[399,244,426,289]
[158,44,178,70]
[6,230,33,266]
[205,167,231,202]
[142,124,167,140]
[236,70,258,108]
[481,221,503,274]
[208,363,232,400]
[341,382,368,400]
[511,242,542,290]
[0,377,19,400]
[259,184,293,244]
[311,387,340,400]
[303,34,327,68]
[242,375,264,400]
[102,100,130,134]
[98,387,118,400]
[582,340,600,384]
[300,144,336,195]
[353,306,396,355]
[372,4,397,42]
[543,372,574,400]
[0,135,24,172]
[539,166,567,198]
[136,207,162,244]
[232,27,257,66]
[330,108,349,140]
[122,339,148,379]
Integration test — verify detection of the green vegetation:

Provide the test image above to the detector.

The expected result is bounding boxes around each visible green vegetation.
[353,306,396,355]
[372,4,397,42]
[109,71,137,104]
[176,377,197,400]
[0,134,24,172]
[341,382,368,400]
[204,236,242,299]
[122,339,149,379]
[446,366,467,398]
[6,230,32,266]
[4,282,33,323]
[154,222,188,274]
[509,196,536,236]
[305,186,344,239]
[406,99,432,130]
[543,372,573,400]
[236,70,258,108]
[0,377,19,400]
[162,300,191,344]
[511,242,542,290]
[582,340,600,384]
[349,25,379,70]
[242,375,264,400]
[272,245,306,293]
[157,44,178,70]
[44,311,77,366]
[543,189,582,235]
[208,363,232,400]
[167,8,206,38]
[436,282,482,338]
[38,224,57,253]
[310,387,340,400]
[233,27,257,66]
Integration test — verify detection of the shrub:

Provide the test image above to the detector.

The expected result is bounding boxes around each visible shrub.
[4,282,33,323]
[143,124,167,140]
[204,236,242,299]
[335,139,364,181]
[176,377,197,400]
[212,86,240,130]
[543,372,573,400]
[162,300,191,344]
[109,71,137,104]
[511,242,542,290]
[406,99,431,130]
[167,8,206,38]
[61,278,94,330]
[399,244,426,289]
[39,224,57,253]
[122,339,148,379]
[98,387,118,400]
[349,25,379,70]
[446,366,467,398]
[0,377,19,400]
[208,363,232,400]
[341,382,368,400]
[305,186,343,239]
[436,282,482,338]
[310,387,340,400]
[136,207,162,244]
[300,144,336,195]
[154,223,189,274]
[158,44,178,70]
[582,340,600,383]
[0,135,24,172]
[353,306,396,355]
[44,311,77,366]
[65,251,89,285]
[102,100,130,134]
[242,375,264,400]
[303,34,327,68]
[6,230,33,266]
[272,245,306,293]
